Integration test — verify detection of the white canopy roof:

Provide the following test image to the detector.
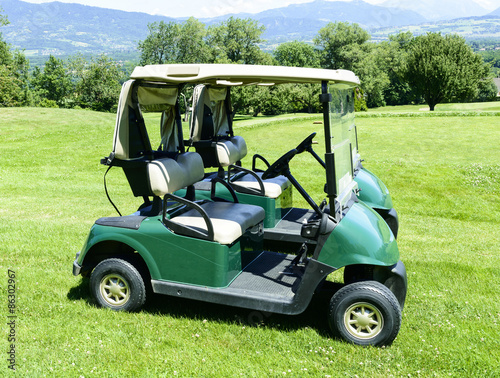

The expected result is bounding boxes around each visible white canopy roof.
[130,64,360,87]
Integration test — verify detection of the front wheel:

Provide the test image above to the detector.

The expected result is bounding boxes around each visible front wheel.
[328,281,401,346]
[90,258,146,312]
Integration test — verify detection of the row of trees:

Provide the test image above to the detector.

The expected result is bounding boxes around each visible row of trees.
[138,17,268,66]
[30,54,123,111]
[139,17,497,112]
[1,9,498,113]
[0,51,124,111]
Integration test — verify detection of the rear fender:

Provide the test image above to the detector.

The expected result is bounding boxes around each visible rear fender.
[77,224,161,279]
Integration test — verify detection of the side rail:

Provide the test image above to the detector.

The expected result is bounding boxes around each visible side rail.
[227,165,266,197]
[251,154,271,171]
[163,193,215,241]
[210,177,239,203]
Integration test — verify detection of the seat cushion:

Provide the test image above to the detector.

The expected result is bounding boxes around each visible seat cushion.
[216,136,247,167]
[171,202,264,245]
[233,172,291,199]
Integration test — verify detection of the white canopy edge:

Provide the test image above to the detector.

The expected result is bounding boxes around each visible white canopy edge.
[130,64,360,87]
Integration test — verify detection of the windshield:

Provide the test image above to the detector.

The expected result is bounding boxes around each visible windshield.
[329,87,358,165]
[324,84,358,209]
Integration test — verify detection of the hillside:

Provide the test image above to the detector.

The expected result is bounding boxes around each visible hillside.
[1,0,171,57]
[2,0,425,56]
[243,0,426,36]
[490,6,500,16]
[371,15,500,42]
[1,0,500,61]
[381,0,488,21]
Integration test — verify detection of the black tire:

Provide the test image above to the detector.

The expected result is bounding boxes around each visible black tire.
[90,258,146,312]
[328,281,401,347]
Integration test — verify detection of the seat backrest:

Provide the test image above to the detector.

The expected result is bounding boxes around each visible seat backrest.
[190,84,231,142]
[160,106,179,154]
[113,80,181,160]
[189,85,247,167]
[147,152,205,197]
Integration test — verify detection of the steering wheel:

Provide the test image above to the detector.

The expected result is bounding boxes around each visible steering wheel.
[262,149,298,180]
[295,132,317,154]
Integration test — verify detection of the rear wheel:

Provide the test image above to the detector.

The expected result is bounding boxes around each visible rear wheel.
[328,281,401,346]
[90,258,146,311]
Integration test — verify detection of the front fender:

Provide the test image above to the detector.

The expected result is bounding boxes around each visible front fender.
[318,201,399,269]
[355,167,393,210]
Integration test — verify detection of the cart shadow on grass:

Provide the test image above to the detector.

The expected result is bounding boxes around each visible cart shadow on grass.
[67,278,343,339]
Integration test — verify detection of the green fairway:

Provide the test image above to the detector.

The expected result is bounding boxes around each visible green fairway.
[366,101,500,114]
[1,106,499,376]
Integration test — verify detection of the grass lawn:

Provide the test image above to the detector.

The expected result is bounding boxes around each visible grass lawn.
[366,100,500,113]
[0,105,499,376]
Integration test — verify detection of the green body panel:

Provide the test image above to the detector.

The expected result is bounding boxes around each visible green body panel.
[78,216,262,288]
[77,201,399,290]
[354,167,394,210]
[318,201,399,269]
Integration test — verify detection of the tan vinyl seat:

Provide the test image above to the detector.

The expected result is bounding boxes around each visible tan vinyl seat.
[172,201,264,245]
[149,152,264,245]
[231,172,291,199]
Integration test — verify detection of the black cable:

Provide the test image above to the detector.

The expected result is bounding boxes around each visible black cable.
[103,166,122,217]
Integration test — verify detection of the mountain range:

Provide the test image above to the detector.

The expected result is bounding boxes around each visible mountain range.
[1,0,500,60]
[380,0,490,21]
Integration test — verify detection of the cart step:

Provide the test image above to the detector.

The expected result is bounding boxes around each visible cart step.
[228,252,304,298]
[264,208,318,244]
[151,251,307,313]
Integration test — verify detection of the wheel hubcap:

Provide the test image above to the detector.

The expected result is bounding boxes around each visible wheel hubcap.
[344,302,383,339]
[100,274,130,307]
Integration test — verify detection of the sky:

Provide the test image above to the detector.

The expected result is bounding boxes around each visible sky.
[21,0,500,18]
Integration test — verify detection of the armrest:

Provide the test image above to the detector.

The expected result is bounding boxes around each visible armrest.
[210,177,239,203]
[163,193,215,242]
[252,154,271,171]
[227,164,266,197]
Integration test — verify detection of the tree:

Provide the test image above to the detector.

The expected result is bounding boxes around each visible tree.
[475,79,498,102]
[352,44,390,108]
[313,22,389,107]
[0,9,30,107]
[273,41,322,113]
[11,50,30,105]
[0,9,10,66]
[138,21,181,65]
[138,18,210,65]
[207,17,266,64]
[314,22,370,70]
[31,55,72,107]
[71,55,123,112]
[177,17,209,63]
[274,41,320,68]
[0,65,24,106]
[404,33,490,111]
[380,32,415,106]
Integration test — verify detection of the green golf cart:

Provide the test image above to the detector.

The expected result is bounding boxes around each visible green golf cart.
[72,64,407,346]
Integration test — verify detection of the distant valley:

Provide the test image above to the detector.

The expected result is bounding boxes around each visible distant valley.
[1,0,500,64]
